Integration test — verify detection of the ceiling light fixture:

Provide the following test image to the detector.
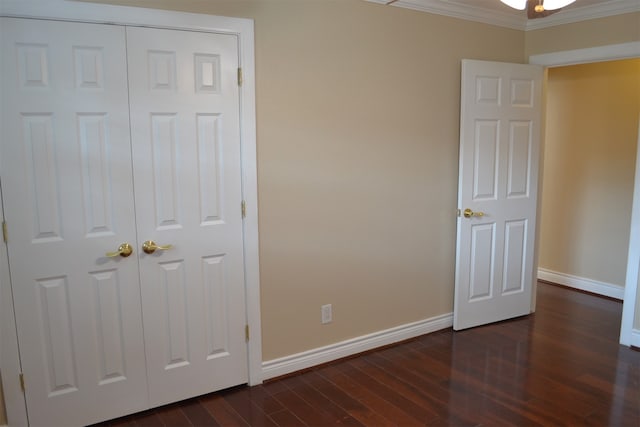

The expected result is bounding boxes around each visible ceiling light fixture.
[499,0,576,11]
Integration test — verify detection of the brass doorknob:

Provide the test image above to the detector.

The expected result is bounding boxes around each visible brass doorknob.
[142,240,173,254]
[463,208,485,218]
[106,243,133,258]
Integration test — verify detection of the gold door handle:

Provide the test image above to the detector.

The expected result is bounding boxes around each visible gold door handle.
[142,240,173,254]
[106,243,133,258]
[463,208,485,218]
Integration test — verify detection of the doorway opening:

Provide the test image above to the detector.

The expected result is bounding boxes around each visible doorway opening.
[529,42,640,345]
[538,59,640,298]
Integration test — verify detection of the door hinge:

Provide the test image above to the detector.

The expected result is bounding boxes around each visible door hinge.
[241,200,246,219]
[2,221,7,243]
[19,373,25,393]
[237,68,243,87]
[245,324,250,342]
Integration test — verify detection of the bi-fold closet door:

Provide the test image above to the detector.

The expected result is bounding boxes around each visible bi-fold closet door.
[1,17,248,427]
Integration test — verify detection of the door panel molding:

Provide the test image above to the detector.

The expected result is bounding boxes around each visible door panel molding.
[0,2,260,425]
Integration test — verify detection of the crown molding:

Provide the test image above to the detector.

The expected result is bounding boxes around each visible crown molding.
[365,0,640,31]
[365,0,526,30]
[525,0,640,30]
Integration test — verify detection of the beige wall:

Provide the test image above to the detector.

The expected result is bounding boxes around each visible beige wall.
[539,59,640,286]
[1,1,639,424]
[525,12,640,57]
[80,0,524,360]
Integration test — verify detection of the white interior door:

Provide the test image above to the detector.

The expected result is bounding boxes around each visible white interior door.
[126,26,248,407]
[0,18,148,426]
[454,59,543,330]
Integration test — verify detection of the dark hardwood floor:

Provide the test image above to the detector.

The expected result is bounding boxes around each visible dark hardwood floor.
[97,282,640,426]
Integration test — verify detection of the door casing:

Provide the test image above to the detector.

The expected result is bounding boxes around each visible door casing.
[0,1,261,425]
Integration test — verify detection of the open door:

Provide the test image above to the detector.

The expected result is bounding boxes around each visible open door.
[454,59,543,330]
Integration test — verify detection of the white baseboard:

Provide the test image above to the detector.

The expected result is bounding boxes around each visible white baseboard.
[631,329,640,348]
[538,268,625,300]
[262,313,453,380]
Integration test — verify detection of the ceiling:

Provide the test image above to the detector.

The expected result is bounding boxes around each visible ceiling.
[365,0,640,30]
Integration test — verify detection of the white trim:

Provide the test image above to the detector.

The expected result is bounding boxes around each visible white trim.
[529,42,640,67]
[262,313,453,381]
[0,188,28,425]
[0,1,262,423]
[621,115,640,346]
[238,30,263,385]
[537,268,625,300]
[631,329,640,348]
[365,0,640,31]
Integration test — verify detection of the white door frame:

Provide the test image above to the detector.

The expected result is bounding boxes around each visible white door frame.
[529,41,640,347]
[0,1,262,424]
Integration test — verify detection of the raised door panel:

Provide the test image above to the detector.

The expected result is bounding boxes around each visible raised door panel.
[158,260,190,370]
[1,18,148,426]
[502,220,527,295]
[507,121,533,199]
[78,113,117,237]
[468,224,496,301]
[90,269,129,385]
[21,113,63,243]
[35,277,77,397]
[126,26,248,407]
[203,255,231,359]
[149,113,182,230]
[473,120,499,201]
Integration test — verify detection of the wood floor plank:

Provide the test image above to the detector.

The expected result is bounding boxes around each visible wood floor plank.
[318,365,424,426]
[178,399,220,426]
[156,405,192,426]
[329,363,431,426]
[271,386,336,425]
[280,374,364,426]
[267,408,307,427]
[351,355,444,418]
[301,369,396,426]
[91,283,640,427]
[130,412,164,427]
[222,388,280,427]
[103,417,138,427]
[199,394,250,426]
[244,385,287,415]
[363,349,484,425]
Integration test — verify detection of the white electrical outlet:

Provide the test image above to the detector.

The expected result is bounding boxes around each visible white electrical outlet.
[321,304,332,324]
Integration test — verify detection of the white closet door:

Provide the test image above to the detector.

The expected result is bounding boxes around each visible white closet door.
[0,18,148,426]
[126,26,248,407]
